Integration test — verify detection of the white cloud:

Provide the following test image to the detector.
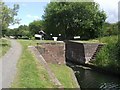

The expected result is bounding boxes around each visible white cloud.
[95,0,119,23]
[26,14,32,18]
[21,3,27,7]
[26,14,40,20]
[8,22,29,29]
[4,0,50,2]
[8,24,19,29]
[33,16,39,20]
[8,14,40,29]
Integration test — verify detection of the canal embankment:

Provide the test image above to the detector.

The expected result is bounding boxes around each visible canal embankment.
[36,36,120,89]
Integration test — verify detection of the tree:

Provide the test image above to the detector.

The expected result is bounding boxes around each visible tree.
[0,1,20,37]
[6,28,18,37]
[9,25,31,39]
[6,25,31,39]
[29,20,43,36]
[43,2,106,39]
[103,22,118,36]
[18,25,30,37]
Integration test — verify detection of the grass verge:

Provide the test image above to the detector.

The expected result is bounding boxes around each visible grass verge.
[11,40,55,88]
[0,38,11,57]
[49,64,78,88]
[12,39,78,88]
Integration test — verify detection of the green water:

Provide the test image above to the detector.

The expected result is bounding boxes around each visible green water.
[69,64,120,89]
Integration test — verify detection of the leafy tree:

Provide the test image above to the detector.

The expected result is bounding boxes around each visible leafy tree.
[6,25,30,39]
[6,28,14,36]
[0,1,20,37]
[103,22,118,36]
[43,2,106,39]
[29,20,43,36]
[18,25,29,36]
[6,28,18,37]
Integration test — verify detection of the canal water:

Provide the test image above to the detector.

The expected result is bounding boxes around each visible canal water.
[67,63,120,90]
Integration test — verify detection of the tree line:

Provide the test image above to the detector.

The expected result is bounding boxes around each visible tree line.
[0,1,119,40]
[5,20,43,39]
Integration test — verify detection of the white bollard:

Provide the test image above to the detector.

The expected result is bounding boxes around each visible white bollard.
[53,37,58,41]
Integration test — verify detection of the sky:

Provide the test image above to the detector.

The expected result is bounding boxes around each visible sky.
[3,0,120,29]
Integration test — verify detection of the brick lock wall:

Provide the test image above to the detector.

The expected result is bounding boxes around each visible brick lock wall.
[37,42,65,64]
[36,41,103,64]
[65,41,102,64]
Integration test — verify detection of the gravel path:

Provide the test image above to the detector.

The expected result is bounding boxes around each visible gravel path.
[0,39,22,89]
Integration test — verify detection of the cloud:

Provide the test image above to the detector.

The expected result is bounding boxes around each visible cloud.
[117,1,120,21]
[8,24,19,29]
[95,0,119,23]
[8,22,29,29]
[21,3,27,7]
[26,14,40,20]
[33,16,39,19]
[4,0,50,2]
[26,14,32,18]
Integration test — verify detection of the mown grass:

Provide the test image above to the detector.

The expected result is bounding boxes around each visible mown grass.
[11,40,55,88]
[0,38,11,57]
[91,35,120,73]
[97,35,118,43]
[74,35,117,44]
[12,39,78,88]
[49,64,78,88]
[71,40,100,43]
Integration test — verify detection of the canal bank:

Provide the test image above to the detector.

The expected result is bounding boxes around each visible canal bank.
[65,40,120,76]
[67,61,120,89]
[36,42,80,88]
[36,40,120,89]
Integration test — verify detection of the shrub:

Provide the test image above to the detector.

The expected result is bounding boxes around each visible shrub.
[93,36,120,73]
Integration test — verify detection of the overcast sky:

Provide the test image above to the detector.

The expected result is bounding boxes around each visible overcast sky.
[4,0,120,29]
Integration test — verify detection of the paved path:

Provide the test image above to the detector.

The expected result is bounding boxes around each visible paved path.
[0,39,22,89]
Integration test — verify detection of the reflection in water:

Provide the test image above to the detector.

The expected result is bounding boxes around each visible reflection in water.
[67,63,120,90]
[100,82,120,89]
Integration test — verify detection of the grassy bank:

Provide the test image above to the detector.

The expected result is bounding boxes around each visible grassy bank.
[49,64,78,88]
[91,35,120,74]
[0,38,11,57]
[12,40,55,88]
[12,40,78,88]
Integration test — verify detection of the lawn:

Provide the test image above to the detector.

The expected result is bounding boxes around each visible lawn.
[0,38,11,57]
[49,64,78,88]
[72,35,118,44]
[12,39,79,88]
